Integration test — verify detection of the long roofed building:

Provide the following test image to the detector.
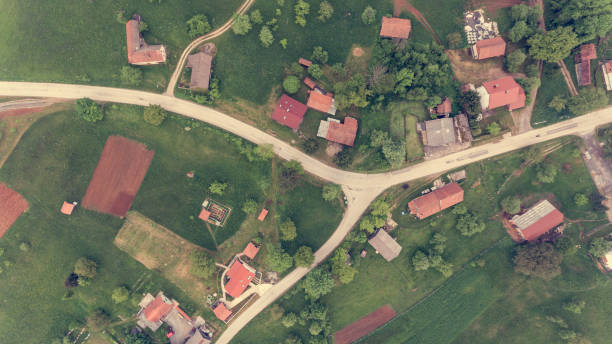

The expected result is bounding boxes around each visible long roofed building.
[510,200,564,241]
[368,229,402,262]
[125,14,167,65]
[408,183,464,219]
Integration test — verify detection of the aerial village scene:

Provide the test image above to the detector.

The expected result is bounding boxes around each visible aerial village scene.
[0,0,611,344]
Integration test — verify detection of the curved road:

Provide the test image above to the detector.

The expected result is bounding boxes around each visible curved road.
[0,82,610,343]
[165,0,255,95]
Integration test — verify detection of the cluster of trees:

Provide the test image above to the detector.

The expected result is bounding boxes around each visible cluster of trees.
[233,3,287,48]
[294,0,310,27]
[75,98,104,123]
[507,4,542,43]
[281,301,331,343]
[411,233,453,277]
[367,130,406,168]
[513,242,563,280]
[359,198,391,233]
[453,205,486,237]
[550,87,609,116]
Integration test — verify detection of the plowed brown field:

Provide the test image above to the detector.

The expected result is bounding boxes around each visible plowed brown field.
[0,182,28,238]
[334,305,396,344]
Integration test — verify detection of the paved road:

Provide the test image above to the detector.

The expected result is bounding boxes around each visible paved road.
[165,0,255,95]
[0,82,610,343]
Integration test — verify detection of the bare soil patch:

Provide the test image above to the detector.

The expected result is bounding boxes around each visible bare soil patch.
[334,305,396,344]
[114,211,218,303]
[0,107,45,119]
[82,136,154,217]
[446,49,514,85]
[352,47,364,57]
[325,142,343,157]
[0,182,28,238]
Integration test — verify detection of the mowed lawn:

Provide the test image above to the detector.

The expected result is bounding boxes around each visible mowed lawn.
[212,0,393,104]
[0,0,242,91]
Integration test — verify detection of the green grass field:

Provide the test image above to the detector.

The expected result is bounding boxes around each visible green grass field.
[0,0,242,91]
[407,0,466,47]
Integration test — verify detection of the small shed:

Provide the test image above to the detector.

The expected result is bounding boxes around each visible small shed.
[257,209,268,221]
[199,209,211,222]
[60,201,76,215]
[213,302,233,322]
[298,58,312,67]
[242,242,260,260]
[303,77,317,89]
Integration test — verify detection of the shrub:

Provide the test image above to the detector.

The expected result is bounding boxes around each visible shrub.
[280,220,297,241]
[301,138,319,153]
[501,196,521,214]
[308,64,322,79]
[563,300,585,314]
[456,213,486,236]
[74,257,97,278]
[447,32,464,49]
[361,6,376,24]
[283,75,300,94]
[322,184,342,202]
[259,26,274,47]
[143,104,167,126]
[209,181,227,195]
[311,46,328,64]
[317,1,333,21]
[120,66,143,86]
[588,237,610,258]
[536,163,558,183]
[112,287,129,304]
[75,98,104,123]
[486,122,501,136]
[186,14,211,38]
[334,148,353,167]
[232,14,252,35]
[250,9,263,24]
[574,193,588,206]
[281,313,297,327]
[294,0,310,27]
[294,246,314,267]
[242,199,258,214]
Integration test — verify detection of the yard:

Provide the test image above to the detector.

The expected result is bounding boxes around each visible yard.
[0,0,242,91]
[531,63,572,127]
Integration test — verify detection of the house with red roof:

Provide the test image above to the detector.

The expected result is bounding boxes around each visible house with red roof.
[510,200,564,242]
[602,61,612,91]
[380,17,412,39]
[307,91,336,115]
[575,44,597,86]
[408,183,464,219]
[476,76,526,111]
[137,292,178,331]
[126,15,167,65]
[271,94,308,131]
[317,117,358,146]
[242,242,260,260]
[212,302,233,322]
[224,259,256,298]
[471,37,506,60]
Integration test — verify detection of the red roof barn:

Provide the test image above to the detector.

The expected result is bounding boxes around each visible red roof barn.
[480,76,526,111]
[271,94,308,131]
[60,202,76,215]
[380,17,412,39]
[472,37,506,60]
[317,117,358,146]
[199,208,211,221]
[408,183,464,219]
[224,260,256,298]
[125,15,167,65]
[510,200,564,241]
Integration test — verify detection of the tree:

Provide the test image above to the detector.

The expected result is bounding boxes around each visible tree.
[111,287,129,304]
[317,1,333,22]
[186,14,211,38]
[382,139,406,168]
[458,90,481,118]
[295,0,310,27]
[359,215,384,233]
[309,321,323,335]
[232,15,252,35]
[563,300,586,314]
[425,95,442,109]
[302,138,319,154]
[250,9,263,24]
[548,95,567,112]
[311,46,329,64]
[334,148,353,168]
[456,213,486,236]
[501,196,521,214]
[436,261,454,277]
[361,6,376,24]
[334,73,371,109]
[259,26,274,47]
[120,66,143,86]
[282,312,297,327]
[330,247,357,284]
[75,257,97,279]
[143,104,167,126]
[486,122,501,136]
[371,199,391,216]
[302,268,335,299]
[294,246,314,267]
[283,75,300,94]
[322,184,342,202]
[209,181,227,195]
[447,32,463,49]
[265,245,294,272]
[189,250,215,278]
[280,220,297,241]
[242,199,258,214]
[513,242,563,280]
[527,26,579,62]
[589,237,610,257]
[536,164,558,183]
[567,87,609,115]
[87,309,110,331]
[429,233,447,253]
[509,21,533,43]
[254,144,275,160]
[308,64,323,79]
[574,193,588,206]
[75,98,104,122]
[412,250,430,271]
[280,38,288,49]
[505,49,526,73]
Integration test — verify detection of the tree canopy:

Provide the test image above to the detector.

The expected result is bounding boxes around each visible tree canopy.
[514,242,563,280]
[361,6,376,24]
[75,98,104,123]
[501,196,521,214]
[111,287,129,304]
[322,184,342,202]
[143,104,167,126]
[186,14,211,38]
[74,257,97,279]
[527,26,579,62]
[317,1,334,22]
[330,247,357,284]
[302,268,335,299]
[259,26,274,47]
[456,213,486,236]
[550,0,612,42]
[567,87,609,115]
[280,219,297,241]
[265,245,294,273]
[232,15,252,35]
[294,246,314,267]
[589,237,610,257]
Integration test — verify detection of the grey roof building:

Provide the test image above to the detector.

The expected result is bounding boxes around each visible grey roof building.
[368,229,402,262]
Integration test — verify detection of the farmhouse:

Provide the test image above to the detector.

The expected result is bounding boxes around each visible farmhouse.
[224,259,256,298]
[408,182,464,219]
[379,17,411,39]
[212,302,233,322]
[602,61,612,91]
[242,242,260,260]
[126,14,167,65]
[271,94,308,131]
[317,116,358,146]
[471,37,506,60]
[574,44,597,86]
[476,76,526,111]
[432,97,452,116]
[368,229,402,262]
[510,200,564,242]
[307,90,337,115]
[417,114,473,158]
[185,50,213,91]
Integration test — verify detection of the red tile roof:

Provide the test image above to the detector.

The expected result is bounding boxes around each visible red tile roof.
[326,117,358,146]
[576,43,597,62]
[225,260,255,298]
[299,58,312,67]
[408,183,464,219]
[380,17,412,39]
[520,209,564,241]
[60,202,75,215]
[576,61,592,86]
[143,294,174,323]
[482,76,525,111]
[257,208,268,221]
[606,61,612,73]
[242,242,260,260]
[126,16,167,65]
[199,209,211,221]
[303,77,316,89]
[474,37,506,60]
[213,303,232,322]
[307,91,334,113]
[433,97,452,114]
[271,94,308,131]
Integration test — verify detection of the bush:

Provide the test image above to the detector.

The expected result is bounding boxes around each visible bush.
[361,6,376,24]
[563,300,585,314]
[120,66,143,86]
[19,242,30,252]
[143,104,167,126]
[513,242,562,280]
[308,64,323,79]
[250,9,263,24]
[189,250,215,278]
[574,193,588,206]
[294,0,310,27]
[259,26,274,47]
[536,163,558,183]
[232,15,252,35]
[242,199,258,214]
[186,14,211,38]
[294,246,314,267]
[282,313,297,327]
[322,184,342,202]
[74,257,97,278]
[209,181,228,195]
[317,1,333,22]
[334,148,353,168]
[501,196,521,214]
[283,75,300,94]
[280,220,297,241]
[301,138,319,153]
[75,98,103,123]
[112,287,129,304]
[486,122,501,136]
[456,213,486,236]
